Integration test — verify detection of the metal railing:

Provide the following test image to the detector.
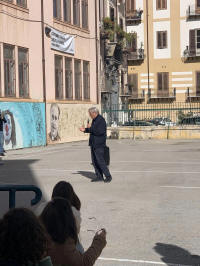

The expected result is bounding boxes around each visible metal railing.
[183,46,200,60]
[102,102,200,127]
[127,49,144,61]
[126,9,143,24]
[186,88,200,99]
[0,185,42,209]
[148,88,176,99]
[186,5,200,19]
[120,90,145,100]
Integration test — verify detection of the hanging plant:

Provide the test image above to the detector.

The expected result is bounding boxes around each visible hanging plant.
[115,25,126,40]
[103,17,114,30]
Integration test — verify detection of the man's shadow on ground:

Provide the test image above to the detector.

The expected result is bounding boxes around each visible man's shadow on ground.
[74,171,96,180]
[154,243,200,265]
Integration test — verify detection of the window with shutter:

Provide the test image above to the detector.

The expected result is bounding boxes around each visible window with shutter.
[162,0,167,9]
[196,72,200,94]
[157,0,167,10]
[110,7,115,22]
[65,58,73,99]
[163,32,167,48]
[4,45,16,97]
[158,73,162,91]
[83,61,90,100]
[130,0,135,11]
[63,0,71,23]
[128,74,138,95]
[55,55,63,99]
[73,0,80,26]
[82,0,88,29]
[157,72,169,92]
[157,31,167,49]
[189,29,196,55]
[196,0,200,8]
[126,0,130,12]
[157,32,162,49]
[53,0,61,19]
[163,73,169,91]
[74,59,82,100]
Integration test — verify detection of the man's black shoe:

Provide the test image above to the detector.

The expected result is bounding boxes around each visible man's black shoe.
[91,178,104,182]
[104,176,112,183]
[0,153,5,156]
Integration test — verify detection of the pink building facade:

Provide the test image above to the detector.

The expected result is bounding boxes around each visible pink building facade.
[0,0,100,150]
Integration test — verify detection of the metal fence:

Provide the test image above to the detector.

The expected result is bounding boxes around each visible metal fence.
[102,102,200,127]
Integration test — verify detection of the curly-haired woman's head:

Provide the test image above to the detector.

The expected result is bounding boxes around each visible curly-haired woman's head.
[0,208,47,265]
[40,197,77,244]
[52,181,81,211]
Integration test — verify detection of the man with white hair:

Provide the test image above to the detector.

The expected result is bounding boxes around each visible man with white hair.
[80,107,112,183]
[0,110,7,156]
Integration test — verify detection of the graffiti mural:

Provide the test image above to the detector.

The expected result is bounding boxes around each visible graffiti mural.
[0,102,46,150]
[47,103,99,144]
[49,103,61,142]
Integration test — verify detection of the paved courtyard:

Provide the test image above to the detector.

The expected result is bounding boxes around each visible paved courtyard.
[1,139,200,265]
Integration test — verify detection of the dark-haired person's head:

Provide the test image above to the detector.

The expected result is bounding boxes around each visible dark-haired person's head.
[0,208,47,265]
[40,198,78,245]
[52,181,81,211]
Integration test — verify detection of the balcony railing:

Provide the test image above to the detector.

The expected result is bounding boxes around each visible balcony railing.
[182,46,200,61]
[120,91,132,97]
[126,9,143,25]
[129,90,145,100]
[186,5,200,20]
[120,90,145,101]
[148,88,176,100]
[186,88,200,100]
[127,49,144,62]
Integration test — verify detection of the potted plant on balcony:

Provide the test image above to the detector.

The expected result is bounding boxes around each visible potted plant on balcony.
[123,32,137,52]
[116,25,126,40]
[101,17,115,40]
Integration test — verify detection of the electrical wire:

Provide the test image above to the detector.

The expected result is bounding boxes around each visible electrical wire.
[0,9,99,40]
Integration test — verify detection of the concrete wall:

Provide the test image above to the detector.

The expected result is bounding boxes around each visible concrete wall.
[107,126,200,140]
[47,103,100,144]
[0,102,46,150]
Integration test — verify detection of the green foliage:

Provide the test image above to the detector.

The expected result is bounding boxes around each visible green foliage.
[125,32,137,43]
[101,18,136,48]
[103,17,114,30]
[177,110,193,124]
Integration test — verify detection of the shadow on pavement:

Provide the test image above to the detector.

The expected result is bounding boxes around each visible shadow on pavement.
[0,157,47,217]
[74,171,96,180]
[154,243,200,265]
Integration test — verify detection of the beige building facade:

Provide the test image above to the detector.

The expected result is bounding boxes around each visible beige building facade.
[126,0,200,104]
[0,0,100,150]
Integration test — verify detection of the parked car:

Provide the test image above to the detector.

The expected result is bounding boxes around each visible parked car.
[148,117,176,126]
[159,118,176,127]
[148,118,163,126]
[123,120,154,126]
[179,116,200,125]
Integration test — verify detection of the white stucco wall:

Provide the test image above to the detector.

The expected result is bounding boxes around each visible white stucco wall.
[153,0,171,19]
[127,23,145,49]
[180,19,200,56]
[153,21,171,59]
[180,0,195,17]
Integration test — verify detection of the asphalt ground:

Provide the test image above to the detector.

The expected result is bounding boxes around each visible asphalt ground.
[1,139,200,266]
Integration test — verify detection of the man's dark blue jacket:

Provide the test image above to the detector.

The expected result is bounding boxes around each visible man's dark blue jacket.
[85,115,107,148]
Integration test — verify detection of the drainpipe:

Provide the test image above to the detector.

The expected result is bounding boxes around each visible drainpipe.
[95,0,99,104]
[146,0,150,97]
[41,0,47,145]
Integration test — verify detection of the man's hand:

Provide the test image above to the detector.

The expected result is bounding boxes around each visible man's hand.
[79,127,85,132]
